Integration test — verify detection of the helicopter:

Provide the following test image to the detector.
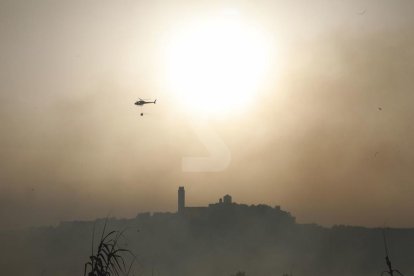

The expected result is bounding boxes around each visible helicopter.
[134,98,156,116]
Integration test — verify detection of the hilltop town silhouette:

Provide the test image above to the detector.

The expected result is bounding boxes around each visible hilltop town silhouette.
[0,187,412,276]
[140,186,296,225]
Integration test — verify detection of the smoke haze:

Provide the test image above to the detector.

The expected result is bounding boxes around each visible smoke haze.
[1,0,414,230]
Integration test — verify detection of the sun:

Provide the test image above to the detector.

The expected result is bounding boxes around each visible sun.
[165,12,272,116]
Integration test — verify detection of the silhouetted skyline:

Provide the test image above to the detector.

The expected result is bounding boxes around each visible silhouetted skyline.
[0,189,412,276]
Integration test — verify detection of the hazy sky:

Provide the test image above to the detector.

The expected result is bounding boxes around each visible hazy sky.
[1,0,414,230]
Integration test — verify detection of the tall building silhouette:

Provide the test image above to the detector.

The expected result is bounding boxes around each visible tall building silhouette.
[178,186,185,213]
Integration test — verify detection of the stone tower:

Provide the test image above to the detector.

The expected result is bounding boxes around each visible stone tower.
[178,186,185,213]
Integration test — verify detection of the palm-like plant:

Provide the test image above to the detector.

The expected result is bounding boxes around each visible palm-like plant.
[84,221,135,276]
